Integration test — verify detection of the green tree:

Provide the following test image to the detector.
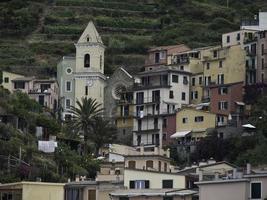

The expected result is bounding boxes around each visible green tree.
[68,97,103,154]
[90,117,117,156]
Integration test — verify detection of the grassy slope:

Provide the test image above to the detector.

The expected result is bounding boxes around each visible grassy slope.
[0,0,267,76]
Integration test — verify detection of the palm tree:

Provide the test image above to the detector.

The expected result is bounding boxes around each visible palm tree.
[90,116,117,157]
[68,97,103,154]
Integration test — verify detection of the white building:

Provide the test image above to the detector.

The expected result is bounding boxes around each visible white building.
[132,66,190,148]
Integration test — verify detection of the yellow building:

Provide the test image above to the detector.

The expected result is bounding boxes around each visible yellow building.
[173,107,217,140]
[202,45,246,99]
[0,181,65,200]
[1,71,25,92]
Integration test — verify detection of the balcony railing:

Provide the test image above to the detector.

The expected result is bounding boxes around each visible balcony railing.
[246,50,256,57]
[174,57,189,64]
[133,128,160,134]
[135,97,161,105]
[241,20,259,27]
[28,88,53,94]
[117,99,134,105]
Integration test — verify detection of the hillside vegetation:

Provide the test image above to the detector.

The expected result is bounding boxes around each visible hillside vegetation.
[0,0,267,76]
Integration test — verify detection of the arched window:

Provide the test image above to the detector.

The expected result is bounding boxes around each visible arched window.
[84,54,90,68]
[146,160,153,169]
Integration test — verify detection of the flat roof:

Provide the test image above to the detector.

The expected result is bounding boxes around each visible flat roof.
[0,181,65,187]
[195,178,249,185]
[110,189,197,197]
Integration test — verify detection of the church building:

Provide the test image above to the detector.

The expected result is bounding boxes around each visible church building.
[57,21,106,120]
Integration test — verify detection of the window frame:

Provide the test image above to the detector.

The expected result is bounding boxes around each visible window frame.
[65,81,72,92]
[4,77,9,83]
[65,98,71,109]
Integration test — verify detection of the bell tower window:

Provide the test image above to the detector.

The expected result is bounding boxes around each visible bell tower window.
[84,54,90,68]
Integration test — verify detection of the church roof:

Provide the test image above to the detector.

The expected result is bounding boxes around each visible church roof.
[77,21,103,44]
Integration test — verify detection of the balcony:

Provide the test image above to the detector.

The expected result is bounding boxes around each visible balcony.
[117,99,134,105]
[28,88,52,94]
[246,50,257,57]
[241,20,259,27]
[135,97,161,105]
[133,128,160,134]
[133,83,171,91]
[174,57,189,64]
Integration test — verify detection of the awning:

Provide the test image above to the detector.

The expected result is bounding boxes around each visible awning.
[170,131,191,138]
[235,101,245,106]
[242,124,256,129]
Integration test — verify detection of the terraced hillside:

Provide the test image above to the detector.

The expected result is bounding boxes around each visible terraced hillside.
[0,0,267,76]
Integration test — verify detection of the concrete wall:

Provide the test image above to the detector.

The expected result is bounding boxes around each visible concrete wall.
[22,182,64,200]
[176,108,216,136]
[199,181,248,200]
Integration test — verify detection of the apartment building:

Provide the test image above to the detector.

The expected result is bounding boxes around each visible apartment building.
[57,21,106,120]
[1,71,58,111]
[144,44,190,70]
[171,107,217,154]
[257,30,267,83]
[132,66,190,148]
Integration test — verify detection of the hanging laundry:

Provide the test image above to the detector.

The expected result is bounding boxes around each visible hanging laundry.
[38,141,58,153]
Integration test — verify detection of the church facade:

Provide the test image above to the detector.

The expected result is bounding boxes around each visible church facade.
[57,21,106,120]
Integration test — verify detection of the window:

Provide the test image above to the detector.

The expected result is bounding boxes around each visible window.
[237,33,240,41]
[182,117,188,124]
[262,58,264,70]
[227,35,230,43]
[172,75,178,83]
[213,50,217,58]
[123,129,126,135]
[262,44,265,56]
[136,92,144,104]
[160,51,166,59]
[66,81,71,92]
[217,74,224,84]
[84,54,90,68]
[85,86,88,95]
[128,161,136,169]
[88,190,96,200]
[65,99,71,109]
[154,118,158,129]
[183,76,188,85]
[146,160,153,169]
[199,77,203,85]
[262,73,264,83]
[206,62,210,70]
[195,116,204,122]
[218,87,228,95]
[162,180,173,189]
[4,77,9,83]
[218,101,228,110]
[219,60,223,68]
[180,65,184,70]
[169,90,174,99]
[155,52,160,63]
[163,197,173,200]
[191,91,198,99]
[129,180,149,189]
[251,182,261,199]
[14,81,25,89]
[192,77,195,86]
[181,92,186,101]
[100,55,102,70]
[163,118,167,128]
[66,68,72,74]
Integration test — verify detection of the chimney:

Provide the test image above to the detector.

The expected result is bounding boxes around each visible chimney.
[246,163,251,174]
[68,178,71,183]
[199,170,203,181]
[140,143,144,155]
[75,175,80,182]
[233,168,237,179]
[214,172,219,180]
[207,157,216,165]
[154,146,159,155]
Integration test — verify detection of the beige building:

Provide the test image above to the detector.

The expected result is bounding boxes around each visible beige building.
[1,71,58,110]
[196,166,267,200]
[0,181,64,200]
